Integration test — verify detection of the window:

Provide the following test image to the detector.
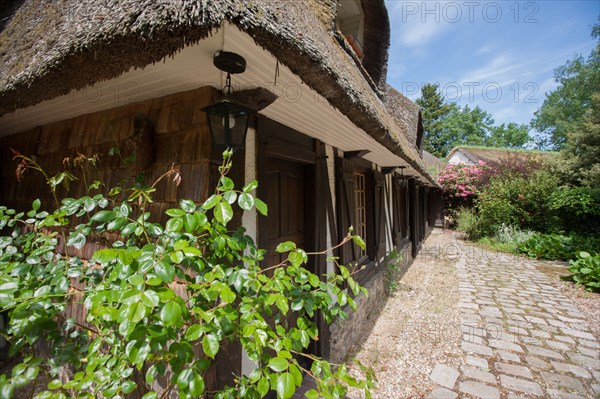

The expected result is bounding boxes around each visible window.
[336,0,365,59]
[336,157,386,280]
[354,171,367,255]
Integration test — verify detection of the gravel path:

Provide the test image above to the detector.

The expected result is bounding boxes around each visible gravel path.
[347,228,600,399]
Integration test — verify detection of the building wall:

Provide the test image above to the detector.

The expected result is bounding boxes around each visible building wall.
[0,86,217,249]
[447,151,473,165]
[329,241,413,363]
[0,83,435,372]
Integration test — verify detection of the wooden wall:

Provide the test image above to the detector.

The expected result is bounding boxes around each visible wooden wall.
[0,86,217,221]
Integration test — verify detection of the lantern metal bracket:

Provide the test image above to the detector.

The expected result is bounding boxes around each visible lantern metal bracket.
[213,51,247,95]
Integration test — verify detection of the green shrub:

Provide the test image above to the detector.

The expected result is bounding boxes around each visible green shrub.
[494,224,534,246]
[475,225,534,254]
[518,233,600,260]
[476,170,560,235]
[550,186,600,235]
[0,151,375,399]
[455,208,483,240]
[562,252,600,292]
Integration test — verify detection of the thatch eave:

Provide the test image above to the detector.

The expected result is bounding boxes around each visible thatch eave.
[0,0,437,185]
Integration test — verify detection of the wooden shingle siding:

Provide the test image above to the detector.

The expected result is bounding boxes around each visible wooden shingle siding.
[0,86,216,217]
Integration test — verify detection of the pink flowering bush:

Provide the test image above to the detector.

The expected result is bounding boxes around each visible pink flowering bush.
[438,161,494,213]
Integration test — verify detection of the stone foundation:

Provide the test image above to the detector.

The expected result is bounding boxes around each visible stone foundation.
[329,241,413,363]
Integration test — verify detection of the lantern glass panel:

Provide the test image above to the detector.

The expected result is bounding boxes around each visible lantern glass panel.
[207,112,226,146]
[230,109,249,148]
[202,100,251,151]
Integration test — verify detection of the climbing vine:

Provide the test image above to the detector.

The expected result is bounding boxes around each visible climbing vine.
[0,150,375,399]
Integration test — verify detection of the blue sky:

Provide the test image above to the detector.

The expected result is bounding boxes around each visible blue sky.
[385,0,599,126]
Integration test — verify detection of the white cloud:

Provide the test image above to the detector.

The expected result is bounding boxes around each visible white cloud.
[387,0,454,48]
[477,43,495,55]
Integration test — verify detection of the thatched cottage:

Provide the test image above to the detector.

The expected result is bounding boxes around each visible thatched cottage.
[446,146,557,166]
[0,0,442,390]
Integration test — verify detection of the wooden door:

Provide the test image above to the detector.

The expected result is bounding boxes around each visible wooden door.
[261,156,314,380]
[263,157,306,268]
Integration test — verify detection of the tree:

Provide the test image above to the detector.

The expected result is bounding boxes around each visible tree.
[436,105,494,156]
[531,19,600,150]
[555,92,600,187]
[417,84,530,157]
[416,83,454,157]
[485,123,530,148]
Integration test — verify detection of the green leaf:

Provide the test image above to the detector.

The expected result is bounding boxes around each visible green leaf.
[166,208,186,217]
[155,261,175,283]
[268,357,289,372]
[90,210,116,223]
[255,198,268,216]
[182,247,202,257]
[32,199,41,211]
[243,180,259,193]
[170,251,184,264]
[142,392,158,399]
[0,383,13,399]
[289,363,303,386]
[126,302,147,324]
[121,222,137,236]
[238,193,254,211]
[288,251,304,267]
[160,301,182,326]
[224,191,237,205]
[352,235,366,251]
[202,334,220,359]
[291,298,304,312]
[128,274,144,286]
[276,296,289,314]
[276,241,296,253]
[305,389,319,399]
[141,290,160,308]
[185,324,203,341]
[180,199,196,213]
[122,381,136,394]
[48,379,62,389]
[202,194,222,210]
[189,373,205,397]
[147,223,164,237]
[220,286,236,304]
[107,216,128,231]
[276,373,295,399]
[220,177,235,191]
[166,217,183,232]
[146,365,158,385]
[184,214,197,232]
[214,201,233,225]
[67,233,86,250]
[0,282,18,292]
[258,377,270,397]
[92,248,118,264]
[177,369,193,389]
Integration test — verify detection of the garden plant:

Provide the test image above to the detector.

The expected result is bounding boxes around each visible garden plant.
[0,150,375,399]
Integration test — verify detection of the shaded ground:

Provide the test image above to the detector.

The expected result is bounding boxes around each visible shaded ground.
[347,229,600,399]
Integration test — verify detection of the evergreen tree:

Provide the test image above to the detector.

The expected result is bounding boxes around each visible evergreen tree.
[416,83,454,157]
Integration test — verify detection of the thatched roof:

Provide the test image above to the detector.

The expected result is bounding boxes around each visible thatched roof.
[422,150,445,179]
[384,84,421,150]
[447,146,558,164]
[0,0,435,184]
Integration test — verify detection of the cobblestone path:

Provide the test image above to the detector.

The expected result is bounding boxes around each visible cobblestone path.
[428,236,600,399]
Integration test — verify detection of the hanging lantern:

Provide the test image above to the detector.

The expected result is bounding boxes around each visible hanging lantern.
[202,51,253,152]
